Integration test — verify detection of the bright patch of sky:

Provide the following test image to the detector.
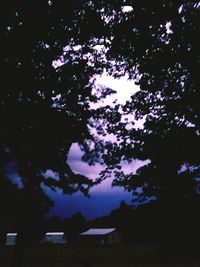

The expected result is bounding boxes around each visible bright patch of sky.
[90,70,139,109]
[165,21,173,34]
[67,142,147,194]
[5,161,23,188]
[67,73,146,195]
[121,6,133,13]
[48,32,147,215]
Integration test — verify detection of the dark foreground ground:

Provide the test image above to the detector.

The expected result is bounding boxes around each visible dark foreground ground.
[2,264,200,267]
[1,244,200,267]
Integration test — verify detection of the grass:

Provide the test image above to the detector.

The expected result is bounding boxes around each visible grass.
[1,244,200,266]
[24,244,159,264]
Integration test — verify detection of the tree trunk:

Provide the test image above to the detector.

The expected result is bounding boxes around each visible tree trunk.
[0,231,6,246]
[11,234,25,267]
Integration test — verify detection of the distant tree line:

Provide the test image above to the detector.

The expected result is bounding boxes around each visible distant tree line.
[3,201,199,258]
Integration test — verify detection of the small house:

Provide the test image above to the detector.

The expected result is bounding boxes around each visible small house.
[6,233,17,245]
[42,232,67,244]
[79,228,121,245]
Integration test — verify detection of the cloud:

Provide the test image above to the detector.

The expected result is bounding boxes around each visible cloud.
[67,143,147,194]
[96,72,139,104]
[48,73,148,219]
[91,71,139,109]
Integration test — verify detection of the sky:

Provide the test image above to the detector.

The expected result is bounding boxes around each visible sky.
[49,20,146,220]
[6,71,145,220]
[47,72,146,220]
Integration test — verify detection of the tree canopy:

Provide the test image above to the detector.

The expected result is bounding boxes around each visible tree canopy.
[85,0,200,204]
[0,0,115,233]
[1,0,200,229]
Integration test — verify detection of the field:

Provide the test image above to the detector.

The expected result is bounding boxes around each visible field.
[1,244,200,267]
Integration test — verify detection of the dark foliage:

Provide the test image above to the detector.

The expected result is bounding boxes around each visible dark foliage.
[64,212,87,242]
[0,1,113,265]
[85,1,200,205]
[1,0,200,263]
[0,0,114,233]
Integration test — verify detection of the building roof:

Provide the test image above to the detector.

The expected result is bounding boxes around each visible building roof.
[45,232,64,235]
[7,233,17,236]
[80,228,116,236]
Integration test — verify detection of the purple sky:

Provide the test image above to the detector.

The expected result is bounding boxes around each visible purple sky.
[46,145,145,220]
[7,73,146,219]
[48,73,147,219]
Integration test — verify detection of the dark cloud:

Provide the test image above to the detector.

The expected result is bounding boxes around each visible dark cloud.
[45,144,147,219]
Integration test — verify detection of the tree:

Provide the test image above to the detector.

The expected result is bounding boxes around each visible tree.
[0,1,114,266]
[64,212,87,243]
[84,0,200,250]
[87,0,200,205]
[2,0,200,261]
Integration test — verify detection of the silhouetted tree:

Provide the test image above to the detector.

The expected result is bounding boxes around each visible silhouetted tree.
[45,216,64,232]
[89,0,200,204]
[64,212,87,243]
[0,1,114,266]
[2,0,200,263]
[88,0,200,251]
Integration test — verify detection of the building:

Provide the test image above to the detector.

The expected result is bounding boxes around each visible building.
[42,232,67,244]
[6,233,17,245]
[79,228,121,245]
